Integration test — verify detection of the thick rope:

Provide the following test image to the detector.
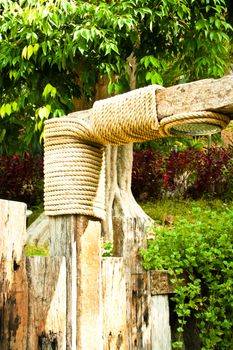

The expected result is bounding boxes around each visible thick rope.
[91,85,162,144]
[159,111,230,137]
[44,88,231,219]
[44,118,105,219]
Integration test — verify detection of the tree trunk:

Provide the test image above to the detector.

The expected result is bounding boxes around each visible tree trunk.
[102,143,151,241]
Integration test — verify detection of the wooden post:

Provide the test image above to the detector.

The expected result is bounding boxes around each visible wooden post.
[26,256,67,349]
[150,296,171,350]
[49,215,103,350]
[113,217,151,350]
[0,199,28,350]
[102,257,128,349]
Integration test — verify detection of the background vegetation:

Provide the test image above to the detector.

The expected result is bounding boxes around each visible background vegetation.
[0,0,232,153]
[1,1,233,349]
[141,201,233,350]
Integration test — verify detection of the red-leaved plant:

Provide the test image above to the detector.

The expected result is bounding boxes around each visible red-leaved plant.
[0,152,43,207]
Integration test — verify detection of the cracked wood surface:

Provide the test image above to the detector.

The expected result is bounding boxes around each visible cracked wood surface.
[156,75,233,119]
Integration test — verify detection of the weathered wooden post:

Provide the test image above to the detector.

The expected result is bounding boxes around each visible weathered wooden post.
[102,257,128,349]
[44,116,105,349]
[0,199,28,350]
[26,255,67,349]
[48,215,103,350]
[113,217,152,350]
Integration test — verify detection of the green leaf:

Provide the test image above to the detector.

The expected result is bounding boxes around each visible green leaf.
[33,43,40,54]
[5,103,12,116]
[12,101,18,111]
[38,104,51,119]
[22,46,28,59]
[150,56,159,68]
[42,83,57,98]
[0,128,6,142]
[27,45,34,59]
[41,42,47,55]
[80,28,91,42]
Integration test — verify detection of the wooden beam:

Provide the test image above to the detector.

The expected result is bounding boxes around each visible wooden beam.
[156,75,233,119]
[150,270,175,296]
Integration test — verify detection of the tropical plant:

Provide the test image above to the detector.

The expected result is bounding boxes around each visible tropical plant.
[0,0,232,153]
[141,204,233,349]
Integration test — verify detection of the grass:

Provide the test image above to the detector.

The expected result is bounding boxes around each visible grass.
[140,198,229,225]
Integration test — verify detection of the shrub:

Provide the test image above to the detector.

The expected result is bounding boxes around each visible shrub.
[132,145,233,200]
[141,204,233,350]
[132,149,166,200]
[189,146,230,198]
[0,152,43,207]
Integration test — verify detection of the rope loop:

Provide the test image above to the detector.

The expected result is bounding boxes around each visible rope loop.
[159,111,230,137]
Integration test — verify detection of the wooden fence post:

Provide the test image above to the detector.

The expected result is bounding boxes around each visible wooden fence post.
[49,215,103,350]
[113,217,151,350]
[0,199,28,350]
[102,257,128,349]
[26,256,67,349]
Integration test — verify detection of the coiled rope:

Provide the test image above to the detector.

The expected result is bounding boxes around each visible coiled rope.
[44,85,231,219]
[44,117,105,219]
[159,111,230,137]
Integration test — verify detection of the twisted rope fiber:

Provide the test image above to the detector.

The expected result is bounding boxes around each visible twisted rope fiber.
[159,111,230,136]
[91,85,162,145]
[44,88,231,219]
[44,118,105,219]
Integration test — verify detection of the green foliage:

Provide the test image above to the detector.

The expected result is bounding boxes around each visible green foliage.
[141,203,233,349]
[101,241,113,257]
[0,0,232,153]
[141,198,227,226]
[25,243,49,256]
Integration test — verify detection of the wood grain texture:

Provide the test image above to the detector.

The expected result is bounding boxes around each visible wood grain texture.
[113,217,151,350]
[49,215,103,350]
[151,296,171,350]
[150,271,175,295]
[49,215,77,349]
[27,212,49,246]
[76,216,103,350]
[156,75,233,119]
[102,257,128,350]
[26,256,67,350]
[0,199,28,350]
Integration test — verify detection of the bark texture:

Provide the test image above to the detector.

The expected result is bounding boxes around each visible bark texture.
[102,143,151,241]
[156,75,233,118]
[0,200,28,350]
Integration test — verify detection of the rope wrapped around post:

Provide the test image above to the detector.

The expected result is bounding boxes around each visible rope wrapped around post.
[44,117,106,219]
[44,84,231,219]
[44,85,162,218]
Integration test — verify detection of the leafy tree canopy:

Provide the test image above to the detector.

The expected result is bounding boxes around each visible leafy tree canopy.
[0,0,232,154]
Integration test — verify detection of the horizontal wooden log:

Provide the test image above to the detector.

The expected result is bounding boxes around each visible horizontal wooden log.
[156,75,233,119]
[150,271,175,295]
